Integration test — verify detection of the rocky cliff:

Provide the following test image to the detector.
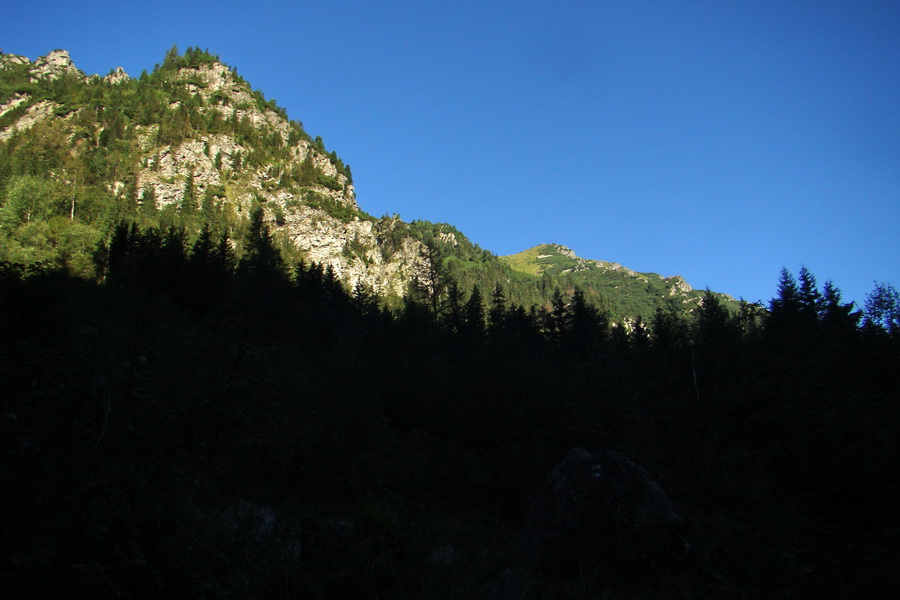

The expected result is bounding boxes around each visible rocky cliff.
[0,49,430,296]
[1,48,733,317]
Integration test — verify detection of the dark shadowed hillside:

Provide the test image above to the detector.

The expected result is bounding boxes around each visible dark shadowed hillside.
[2,47,900,599]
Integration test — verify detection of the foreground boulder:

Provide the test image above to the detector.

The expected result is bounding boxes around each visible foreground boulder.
[524,448,684,575]
[487,448,685,598]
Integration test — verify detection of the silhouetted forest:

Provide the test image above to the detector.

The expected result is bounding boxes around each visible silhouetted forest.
[2,215,899,599]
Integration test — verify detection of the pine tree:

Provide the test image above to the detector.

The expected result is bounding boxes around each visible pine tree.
[463,284,485,340]
[180,172,197,215]
[106,221,133,279]
[188,224,215,272]
[417,240,450,317]
[652,303,688,351]
[547,289,570,345]
[567,287,608,353]
[797,266,822,322]
[239,206,284,282]
[351,280,380,318]
[864,282,900,334]
[488,284,507,338]
[139,186,158,216]
[767,268,801,335]
[444,281,464,335]
[212,232,236,277]
[163,44,180,68]
[820,280,860,334]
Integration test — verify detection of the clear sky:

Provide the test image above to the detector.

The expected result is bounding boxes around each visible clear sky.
[4,0,898,306]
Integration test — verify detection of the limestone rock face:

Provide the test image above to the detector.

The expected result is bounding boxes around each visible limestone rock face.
[0,51,82,140]
[136,135,232,208]
[0,49,438,298]
[665,274,693,295]
[0,53,30,69]
[31,50,82,81]
[104,66,129,84]
[125,61,430,296]
[0,94,30,120]
[282,210,428,296]
[175,63,297,146]
[0,100,60,141]
[547,244,644,278]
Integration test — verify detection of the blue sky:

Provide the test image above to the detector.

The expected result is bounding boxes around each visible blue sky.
[4,0,898,306]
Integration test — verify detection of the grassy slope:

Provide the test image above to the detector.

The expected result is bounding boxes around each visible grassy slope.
[500,243,738,321]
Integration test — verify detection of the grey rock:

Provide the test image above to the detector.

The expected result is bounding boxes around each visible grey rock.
[31,50,82,81]
[103,66,129,84]
[212,500,302,570]
[523,448,684,576]
[317,518,356,539]
[483,567,536,600]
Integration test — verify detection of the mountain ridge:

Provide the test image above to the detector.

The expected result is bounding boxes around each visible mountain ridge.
[1,47,740,319]
[2,47,897,600]
[501,243,736,319]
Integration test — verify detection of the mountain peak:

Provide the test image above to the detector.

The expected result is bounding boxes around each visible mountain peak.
[0,45,734,320]
[501,244,734,319]
[103,66,130,84]
[32,49,82,81]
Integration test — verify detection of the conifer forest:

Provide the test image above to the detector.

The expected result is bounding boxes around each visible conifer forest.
[1,47,899,599]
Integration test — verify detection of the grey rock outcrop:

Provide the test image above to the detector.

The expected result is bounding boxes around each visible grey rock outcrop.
[31,50,82,81]
[104,66,129,84]
[665,275,693,295]
[523,448,684,574]
[0,49,438,299]
[208,501,303,594]
[0,99,60,141]
[0,53,30,69]
[487,448,684,598]
[483,567,537,600]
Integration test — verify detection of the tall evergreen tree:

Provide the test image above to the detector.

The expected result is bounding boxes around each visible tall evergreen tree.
[767,268,802,336]
[819,280,859,334]
[351,280,380,318]
[462,284,485,340]
[180,172,197,215]
[444,281,464,335]
[566,287,608,353]
[864,282,900,334]
[797,265,822,322]
[488,284,507,338]
[212,232,236,278]
[238,206,284,282]
[546,289,570,345]
[410,240,451,318]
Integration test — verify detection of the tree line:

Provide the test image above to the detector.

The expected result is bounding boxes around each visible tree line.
[2,208,898,597]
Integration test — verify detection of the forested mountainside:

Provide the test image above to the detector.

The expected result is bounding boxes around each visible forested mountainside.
[2,225,899,598]
[2,47,900,599]
[1,46,732,321]
[502,243,738,321]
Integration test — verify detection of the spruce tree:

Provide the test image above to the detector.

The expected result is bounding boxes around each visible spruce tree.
[488,284,507,338]
[797,266,822,323]
[463,284,485,340]
[767,268,802,336]
[239,206,284,282]
[864,282,900,334]
[180,172,197,215]
[820,280,860,334]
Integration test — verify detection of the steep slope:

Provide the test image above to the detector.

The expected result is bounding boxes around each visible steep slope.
[1,47,737,320]
[502,244,737,320]
[0,48,429,296]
